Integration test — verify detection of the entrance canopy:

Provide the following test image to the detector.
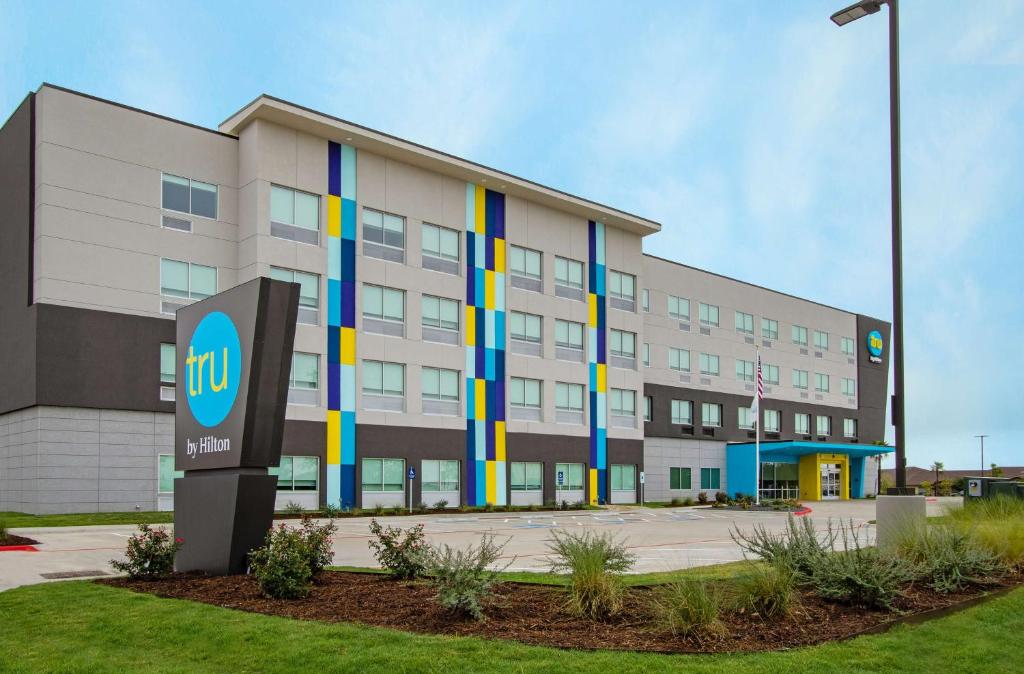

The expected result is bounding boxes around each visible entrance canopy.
[725,441,895,500]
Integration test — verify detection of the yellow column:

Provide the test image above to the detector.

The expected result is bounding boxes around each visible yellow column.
[799,454,821,500]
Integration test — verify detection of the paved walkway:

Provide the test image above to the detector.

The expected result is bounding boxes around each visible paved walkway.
[0,497,961,592]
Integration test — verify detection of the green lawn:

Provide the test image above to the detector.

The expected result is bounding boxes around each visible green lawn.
[0,511,174,529]
[1,580,1021,672]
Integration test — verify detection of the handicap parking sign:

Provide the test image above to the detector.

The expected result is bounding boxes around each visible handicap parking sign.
[557,471,564,486]
[408,467,416,480]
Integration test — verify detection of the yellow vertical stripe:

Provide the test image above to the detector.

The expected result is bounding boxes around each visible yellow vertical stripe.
[474,185,486,232]
[589,468,598,505]
[475,379,486,420]
[485,270,494,310]
[588,293,597,327]
[326,410,340,465]
[597,364,607,393]
[465,305,476,346]
[486,460,496,505]
[327,195,341,237]
[495,421,506,461]
[494,238,505,273]
[340,327,356,366]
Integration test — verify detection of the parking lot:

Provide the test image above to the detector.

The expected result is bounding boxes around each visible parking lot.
[0,498,961,591]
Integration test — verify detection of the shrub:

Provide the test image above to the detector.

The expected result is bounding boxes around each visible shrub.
[298,517,337,579]
[655,580,726,640]
[714,491,729,504]
[282,501,305,517]
[547,530,636,620]
[683,497,695,507]
[697,492,709,504]
[110,524,183,580]
[0,519,7,541]
[433,499,449,510]
[321,504,342,518]
[804,520,914,609]
[670,497,683,507]
[732,514,832,577]
[734,562,797,619]
[367,519,429,579]
[372,504,385,516]
[424,533,511,620]
[892,521,1003,593]
[389,506,405,516]
[948,496,1024,569]
[249,524,313,599]
[919,481,933,496]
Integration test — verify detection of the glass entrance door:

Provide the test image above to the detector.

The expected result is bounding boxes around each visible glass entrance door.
[820,463,841,500]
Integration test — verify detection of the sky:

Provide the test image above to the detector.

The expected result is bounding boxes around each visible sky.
[2,0,1022,470]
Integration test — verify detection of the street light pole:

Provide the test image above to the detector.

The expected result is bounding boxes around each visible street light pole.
[830,0,907,490]
[975,435,988,477]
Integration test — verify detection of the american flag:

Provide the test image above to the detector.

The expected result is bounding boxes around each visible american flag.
[751,352,762,425]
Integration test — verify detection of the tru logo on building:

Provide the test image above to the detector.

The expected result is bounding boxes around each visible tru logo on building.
[185,311,242,429]
[866,330,884,364]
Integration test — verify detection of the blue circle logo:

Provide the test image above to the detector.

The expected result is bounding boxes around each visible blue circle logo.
[185,311,241,427]
[866,330,884,358]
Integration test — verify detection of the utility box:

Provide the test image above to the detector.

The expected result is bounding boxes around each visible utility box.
[964,476,1022,501]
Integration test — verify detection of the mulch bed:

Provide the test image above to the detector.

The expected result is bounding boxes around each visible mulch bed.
[0,534,39,547]
[100,571,1023,654]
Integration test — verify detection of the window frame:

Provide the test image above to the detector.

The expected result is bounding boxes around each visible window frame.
[509,245,543,280]
[700,467,721,490]
[843,418,858,438]
[701,402,722,427]
[762,318,779,341]
[795,412,811,435]
[608,270,636,303]
[270,456,320,492]
[554,382,585,413]
[422,459,460,492]
[735,359,754,382]
[735,311,754,335]
[815,372,830,393]
[671,399,693,425]
[609,388,636,417]
[792,369,809,390]
[362,284,406,324]
[270,184,321,242]
[361,457,405,493]
[669,347,690,372]
[161,172,218,220]
[289,352,320,392]
[699,353,720,376]
[699,302,720,327]
[362,360,405,398]
[421,222,461,263]
[159,258,217,308]
[510,311,543,344]
[669,295,690,320]
[792,325,808,346]
[421,366,461,403]
[510,376,542,409]
[764,409,781,433]
[554,462,585,491]
[421,294,460,332]
[816,415,832,436]
[362,207,406,252]
[510,461,543,491]
[554,256,584,290]
[670,466,692,490]
[609,328,636,359]
[814,330,830,351]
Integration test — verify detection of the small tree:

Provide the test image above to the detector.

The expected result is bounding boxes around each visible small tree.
[931,461,944,486]
[919,481,933,496]
[991,463,1005,477]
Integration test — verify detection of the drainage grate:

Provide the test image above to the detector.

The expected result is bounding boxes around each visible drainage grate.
[40,570,109,580]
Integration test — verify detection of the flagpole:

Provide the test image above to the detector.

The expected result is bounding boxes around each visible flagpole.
[755,349,761,506]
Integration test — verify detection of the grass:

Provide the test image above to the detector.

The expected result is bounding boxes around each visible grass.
[1,580,1023,672]
[0,510,174,529]
[947,496,1024,569]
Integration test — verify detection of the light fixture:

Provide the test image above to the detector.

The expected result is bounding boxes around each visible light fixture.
[830,0,882,26]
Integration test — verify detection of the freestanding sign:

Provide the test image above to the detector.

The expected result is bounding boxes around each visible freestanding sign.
[173,277,299,574]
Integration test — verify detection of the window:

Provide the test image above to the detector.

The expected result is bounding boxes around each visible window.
[555,462,585,491]
[764,364,780,385]
[159,343,175,384]
[817,415,832,436]
[555,319,584,350]
[510,311,542,343]
[643,395,652,421]
[270,267,320,325]
[701,402,722,427]
[422,367,460,402]
[421,295,459,331]
[362,458,405,492]
[815,373,830,393]
[608,270,636,303]
[422,223,460,262]
[289,352,319,395]
[642,342,650,367]
[671,399,693,425]
[795,413,811,435]
[841,337,855,356]
[699,353,720,376]
[362,361,404,397]
[700,467,721,490]
[422,460,459,492]
[363,285,405,323]
[611,465,635,491]
[841,377,856,397]
[510,377,542,409]
[510,462,543,491]
[510,245,542,279]
[762,318,779,341]
[554,256,584,290]
[792,325,808,346]
[669,295,690,320]
[764,409,781,433]
[610,388,636,417]
[738,406,755,430]
[670,467,692,490]
[699,302,719,327]
[158,455,183,493]
[792,369,809,390]
[735,311,754,335]
[162,173,217,219]
[642,288,650,312]
[669,348,690,372]
[269,456,319,491]
[610,329,636,358]
[843,418,858,438]
[362,207,405,251]
[555,382,585,413]
[814,330,829,351]
[270,185,320,243]
[735,359,754,382]
[160,259,216,305]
